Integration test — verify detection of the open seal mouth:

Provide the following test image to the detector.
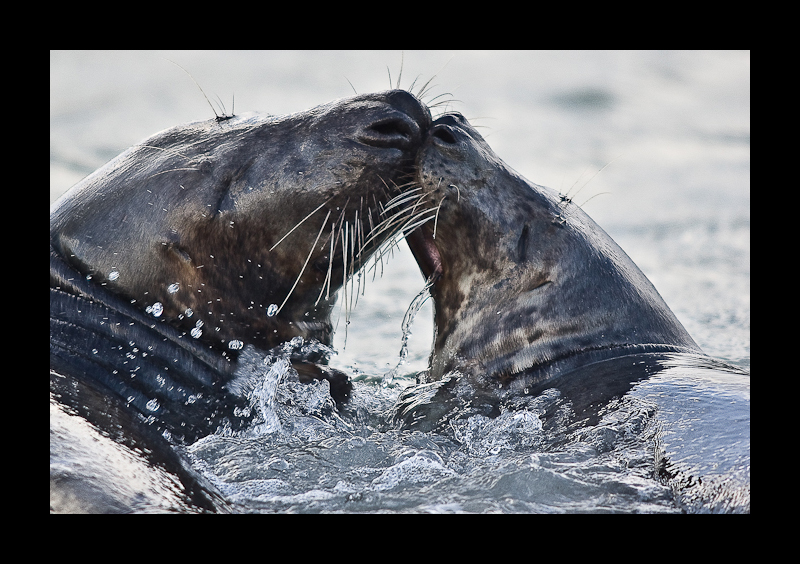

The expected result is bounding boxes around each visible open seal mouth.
[405,226,442,285]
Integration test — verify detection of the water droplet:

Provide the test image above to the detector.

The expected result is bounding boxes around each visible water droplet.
[146,302,164,317]
[108,271,119,281]
[145,398,160,412]
[266,304,278,317]
[184,308,194,317]
[167,283,179,294]
[228,339,243,350]
[91,348,98,355]
[190,327,203,339]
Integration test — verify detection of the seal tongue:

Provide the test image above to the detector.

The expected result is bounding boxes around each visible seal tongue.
[405,228,442,283]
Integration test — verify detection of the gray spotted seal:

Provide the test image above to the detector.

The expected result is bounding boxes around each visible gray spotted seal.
[50,90,432,512]
[397,112,711,429]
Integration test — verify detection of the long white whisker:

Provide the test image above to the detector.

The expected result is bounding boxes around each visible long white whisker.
[269,196,333,252]
[433,195,447,239]
[315,222,337,307]
[274,209,331,316]
[568,156,620,204]
[338,224,349,345]
[368,235,403,276]
[577,191,611,208]
[359,192,433,253]
[399,209,438,236]
[358,216,366,297]
[382,187,423,213]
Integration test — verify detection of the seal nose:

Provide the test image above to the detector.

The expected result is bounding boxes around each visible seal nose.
[430,124,458,145]
[429,113,468,145]
[358,90,431,150]
[384,89,432,129]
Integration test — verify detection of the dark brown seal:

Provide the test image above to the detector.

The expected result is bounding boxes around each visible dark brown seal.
[50,90,432,511]
[398,112,702,428]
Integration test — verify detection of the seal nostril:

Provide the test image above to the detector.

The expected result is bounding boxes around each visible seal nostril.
[370,119,412,138]
[359,115,419,149]
[431,125,457,144]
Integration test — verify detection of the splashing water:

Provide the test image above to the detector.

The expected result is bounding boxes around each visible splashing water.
[381,276,436,388]
[186,341,748,513]
[252,357,287,435]
[145,302,163,317]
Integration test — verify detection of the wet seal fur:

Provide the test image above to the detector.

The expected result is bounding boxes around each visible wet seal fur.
[51,90,432,512]
[399,112,737,430]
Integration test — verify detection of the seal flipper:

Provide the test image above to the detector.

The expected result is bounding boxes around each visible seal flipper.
[50,370,230,513]
[293,361,352,405]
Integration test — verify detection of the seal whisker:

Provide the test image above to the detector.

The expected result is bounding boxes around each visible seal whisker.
[357,215,366,296]
[383,187,430,221]
[337,222,351,345]
[368,227,416,279]
[344,77,358,95]
[366,199,437,266]
[415,77,437,100]
[381,187,424,214]
[358,195,433,255]
[274,209,331,317]
[371,192,434,237]
[561,166,591,204]
[315,222,337,307]
[353,210,363,276]
[386,181,420,199]
[428,98,458,109]
[425,93,458,109]
[577,191,612,208]
[396,52,404,90]
[213,93,228,118]
[165,58,222,120]
[563,156,620,206]
[349,220,360,310]
[324,197,350,259]
[449,183,461,202]
[367,237,398,278]
[377,177,417,201]
[432,195,447,239]
[346,219,357,305]
[399,209,439,236]
[407,74,423,93]
[269,196,334,251]
[375,175,393,201]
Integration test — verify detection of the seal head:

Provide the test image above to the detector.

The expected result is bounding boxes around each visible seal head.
[401,112,700,426]
[51,90,432,441]
[52,90,431,354]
